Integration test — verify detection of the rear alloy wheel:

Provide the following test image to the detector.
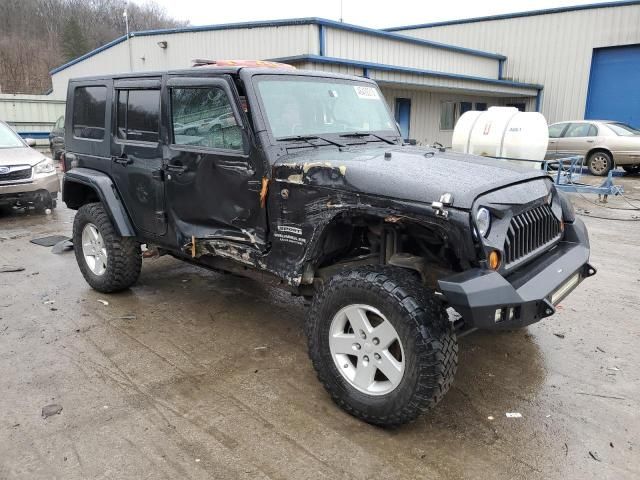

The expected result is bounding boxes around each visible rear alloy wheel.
[73,202,141,293]
[587,151,613,176]
[307,266,458,427]
[81,223,108,276]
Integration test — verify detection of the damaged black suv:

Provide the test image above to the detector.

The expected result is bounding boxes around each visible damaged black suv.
[62,64,595,426]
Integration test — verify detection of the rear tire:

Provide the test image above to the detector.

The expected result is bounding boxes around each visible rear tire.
[587,151,613,176]
[73,202,141,293]
[306,266,457,427]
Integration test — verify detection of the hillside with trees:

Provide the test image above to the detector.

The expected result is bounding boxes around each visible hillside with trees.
[0,0,186,94]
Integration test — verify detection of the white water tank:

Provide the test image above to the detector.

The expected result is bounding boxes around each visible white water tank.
[451,107,549,169]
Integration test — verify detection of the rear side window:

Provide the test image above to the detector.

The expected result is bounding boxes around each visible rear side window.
[72,86,106,140]
[548,123,566,138]
[116,89,160,143]
[564,123,596,138]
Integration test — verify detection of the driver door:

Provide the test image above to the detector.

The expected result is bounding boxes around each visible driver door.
[163,75,268,249]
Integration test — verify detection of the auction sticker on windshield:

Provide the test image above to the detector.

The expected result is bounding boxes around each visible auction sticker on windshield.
[354,86,379,99]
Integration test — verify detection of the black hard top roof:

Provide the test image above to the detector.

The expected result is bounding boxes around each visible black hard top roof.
[68,67,375,84]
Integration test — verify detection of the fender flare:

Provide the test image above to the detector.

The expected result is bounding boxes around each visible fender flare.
[63,168,136,237]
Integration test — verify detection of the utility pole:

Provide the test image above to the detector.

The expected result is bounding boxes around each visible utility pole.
[124,9,133,72]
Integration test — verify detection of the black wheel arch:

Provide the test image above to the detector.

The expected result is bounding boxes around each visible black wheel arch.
[302,210,465,281]
[63,168,136,237]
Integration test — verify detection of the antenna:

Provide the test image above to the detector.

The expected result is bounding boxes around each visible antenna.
[124,7,132,72]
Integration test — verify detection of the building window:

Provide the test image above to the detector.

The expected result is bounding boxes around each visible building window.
[475,102,488,111]
[171,87,242,150]
[460,102,473,115]
[116,89,160,143]
[72,86,106,140]
[507,103,526,112]
[440,102,457,130]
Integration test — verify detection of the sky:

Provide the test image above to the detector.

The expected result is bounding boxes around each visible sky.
[134,0,618,29]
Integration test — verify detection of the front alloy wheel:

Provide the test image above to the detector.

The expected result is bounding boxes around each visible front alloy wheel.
[307,267,458,427]
[329,304,405,396]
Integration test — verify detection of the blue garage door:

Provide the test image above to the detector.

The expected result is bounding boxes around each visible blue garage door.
[585,45,640,128]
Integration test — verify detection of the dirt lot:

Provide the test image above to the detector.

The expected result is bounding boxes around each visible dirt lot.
[1,174,639,480]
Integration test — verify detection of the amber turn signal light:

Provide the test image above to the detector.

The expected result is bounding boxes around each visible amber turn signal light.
[488,250,501,270]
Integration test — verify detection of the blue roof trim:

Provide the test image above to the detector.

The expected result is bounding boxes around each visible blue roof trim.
[132,17,505,60]
[270,54,543,91]
[17,131,50,139]
[50,34,128,74]
[385,0,640,31]
[49,17,506,75]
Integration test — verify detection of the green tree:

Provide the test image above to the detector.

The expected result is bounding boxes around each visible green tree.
[61,17,88,61]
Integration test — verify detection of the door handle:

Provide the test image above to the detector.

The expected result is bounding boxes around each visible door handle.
[112,154,132,166]
[165,164,187,174]
[586,140,594,143]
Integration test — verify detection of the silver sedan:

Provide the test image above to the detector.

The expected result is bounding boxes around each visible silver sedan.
[546,120,640,176]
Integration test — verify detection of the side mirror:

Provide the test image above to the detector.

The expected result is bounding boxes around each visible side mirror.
[25,138,36,147]
[406,138,417,146]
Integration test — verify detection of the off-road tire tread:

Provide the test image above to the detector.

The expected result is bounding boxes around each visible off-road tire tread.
[73,202,141,293]
[306,265,457,427]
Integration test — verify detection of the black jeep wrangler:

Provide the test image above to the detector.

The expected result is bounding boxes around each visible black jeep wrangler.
[62,65,595,426]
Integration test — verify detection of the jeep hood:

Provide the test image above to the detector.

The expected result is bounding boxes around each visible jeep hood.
[273,145,550,209]
[0,146,48,167]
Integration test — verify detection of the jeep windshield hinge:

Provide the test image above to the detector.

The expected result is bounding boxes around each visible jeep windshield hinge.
[431,193,454,218]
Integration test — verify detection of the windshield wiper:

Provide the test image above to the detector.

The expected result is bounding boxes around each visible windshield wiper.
[339,132,397,145]
[277,135,345,148]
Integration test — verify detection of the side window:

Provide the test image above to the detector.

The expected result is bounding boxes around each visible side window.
[564,123,593,138]
[587,124,598,136]
[116,89,160,143]
[72,86,106,140]
[55,116,65,129]
[548,123,566,138]
[170,87,242,150]
[440,101,457,130]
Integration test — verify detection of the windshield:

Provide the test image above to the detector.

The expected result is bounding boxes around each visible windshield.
[606,122,639,136]
[0,123,25,148]
[255,76,398,139]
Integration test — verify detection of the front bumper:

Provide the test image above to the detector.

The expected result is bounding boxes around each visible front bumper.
[0,173,59,206]
[438,219,595,330]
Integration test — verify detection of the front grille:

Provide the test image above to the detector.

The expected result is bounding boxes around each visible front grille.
[504,204,561,266]
[0,166,32,182]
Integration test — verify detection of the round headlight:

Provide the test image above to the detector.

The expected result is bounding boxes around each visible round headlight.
[476,207,491,237]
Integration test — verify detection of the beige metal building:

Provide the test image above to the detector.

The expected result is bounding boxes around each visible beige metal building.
[47,18,540,146]
[386,1,640,126]
[39,1,640,145]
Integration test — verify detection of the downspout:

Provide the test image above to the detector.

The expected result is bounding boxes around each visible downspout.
[535,88,543,113]
[318,24,326,57]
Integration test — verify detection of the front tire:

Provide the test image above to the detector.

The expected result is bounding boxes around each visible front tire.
[587,151,613,176]
[306,267,457,427]
[73,202,141,293]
